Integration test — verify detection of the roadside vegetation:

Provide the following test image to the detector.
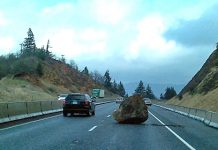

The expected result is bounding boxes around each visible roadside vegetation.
[0,28,126,102]
[0,77,58,102]
[167,88,218,112]
[160,87,177,100]
[134,80,156,99]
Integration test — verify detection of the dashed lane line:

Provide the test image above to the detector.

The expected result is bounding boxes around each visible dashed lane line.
[149,111,196,150]
[88,126,97,132]
[107,115,111,118]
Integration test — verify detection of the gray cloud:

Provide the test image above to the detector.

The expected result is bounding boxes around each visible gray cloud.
[77,51,208,85]
[164,4,218,47]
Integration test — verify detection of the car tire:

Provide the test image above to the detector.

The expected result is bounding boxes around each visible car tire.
[63,112,67,117]
[87,111,92,116]
[92,111,95,116]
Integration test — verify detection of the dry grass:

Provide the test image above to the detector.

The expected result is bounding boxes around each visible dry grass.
[167,89,218,112]
[0,58,115,103]
[0,77,117,103]
[0,77,70,102]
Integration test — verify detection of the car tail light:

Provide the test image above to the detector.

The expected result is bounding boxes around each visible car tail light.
[63,100,68,104]
[85,100,89,105]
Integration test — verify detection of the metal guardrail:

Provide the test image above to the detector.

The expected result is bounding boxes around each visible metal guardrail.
[153,103,218,129]
[0,101,63,124]
[0,99,115,124]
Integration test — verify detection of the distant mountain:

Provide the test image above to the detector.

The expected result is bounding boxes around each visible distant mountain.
[124,82,184,98]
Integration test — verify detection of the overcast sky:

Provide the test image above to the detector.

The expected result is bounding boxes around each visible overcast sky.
[0,0,218,86]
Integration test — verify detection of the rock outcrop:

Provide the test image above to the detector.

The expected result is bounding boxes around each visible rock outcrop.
[113,95,148,124]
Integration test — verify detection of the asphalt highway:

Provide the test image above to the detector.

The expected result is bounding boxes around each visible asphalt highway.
[0,102,217,150]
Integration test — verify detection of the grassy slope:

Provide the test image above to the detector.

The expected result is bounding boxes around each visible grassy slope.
[167,68,218,112]
[167,88,218,112]
[0,77,70,102]
[0,76,117,103]
[0,54,117,103]
[166,49,218,113]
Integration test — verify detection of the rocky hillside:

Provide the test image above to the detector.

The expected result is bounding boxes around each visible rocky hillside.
[179,48,218,95]
[41,58,101,93]
[167,46,218,112]
[0,28,116,102]
[0,57,111,102]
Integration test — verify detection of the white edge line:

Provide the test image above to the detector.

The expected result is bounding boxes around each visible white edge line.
[0,114,62,131]
[149,111,196,150]
[88,126,97,132]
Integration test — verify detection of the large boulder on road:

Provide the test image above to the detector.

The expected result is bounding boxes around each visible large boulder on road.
[112,95,148,124]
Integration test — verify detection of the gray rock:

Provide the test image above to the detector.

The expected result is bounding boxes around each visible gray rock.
[113,95,148,124]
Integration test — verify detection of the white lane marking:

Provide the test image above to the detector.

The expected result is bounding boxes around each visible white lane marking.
[0,114,62,131]
[88,126,97,132]
[107,115,111,118]
[149,111,196,150]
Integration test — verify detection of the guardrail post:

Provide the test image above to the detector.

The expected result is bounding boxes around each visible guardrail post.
[40,101,42,114]
[203,111,207,122]
[209,112,213,124]
[7,103,9,118]
[188,108,191,115]
[51,101,53,110]
[26,102,28,115]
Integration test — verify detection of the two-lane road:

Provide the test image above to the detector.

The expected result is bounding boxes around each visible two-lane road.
[0,102,217,150]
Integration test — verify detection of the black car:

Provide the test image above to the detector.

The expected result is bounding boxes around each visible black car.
[63,93,95,117]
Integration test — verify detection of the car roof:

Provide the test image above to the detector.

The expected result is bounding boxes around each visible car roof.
[68,93,89,96]
[59,94,68,96]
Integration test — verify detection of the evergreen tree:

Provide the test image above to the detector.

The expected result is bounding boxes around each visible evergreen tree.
[104,70,112,89]
[163,87,177,100]
[118,81,126,97]
[160,93,164,100]
[36,63,43,77]
[112,80,118,93]
[60,55,66,63]
[178,94,183,100]
[134,80,146,97]
[22,28,36,54]
[0,56,8,79]
[144,84,156,99]
[11,57,38,75]
[82,66,89,76]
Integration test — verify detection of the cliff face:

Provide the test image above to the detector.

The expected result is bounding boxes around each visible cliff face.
[41,58,100,93]
[179,49,218,96]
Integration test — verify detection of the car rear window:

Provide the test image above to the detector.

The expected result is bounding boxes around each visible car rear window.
[66,94,85,101]
[59,94,68,97]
